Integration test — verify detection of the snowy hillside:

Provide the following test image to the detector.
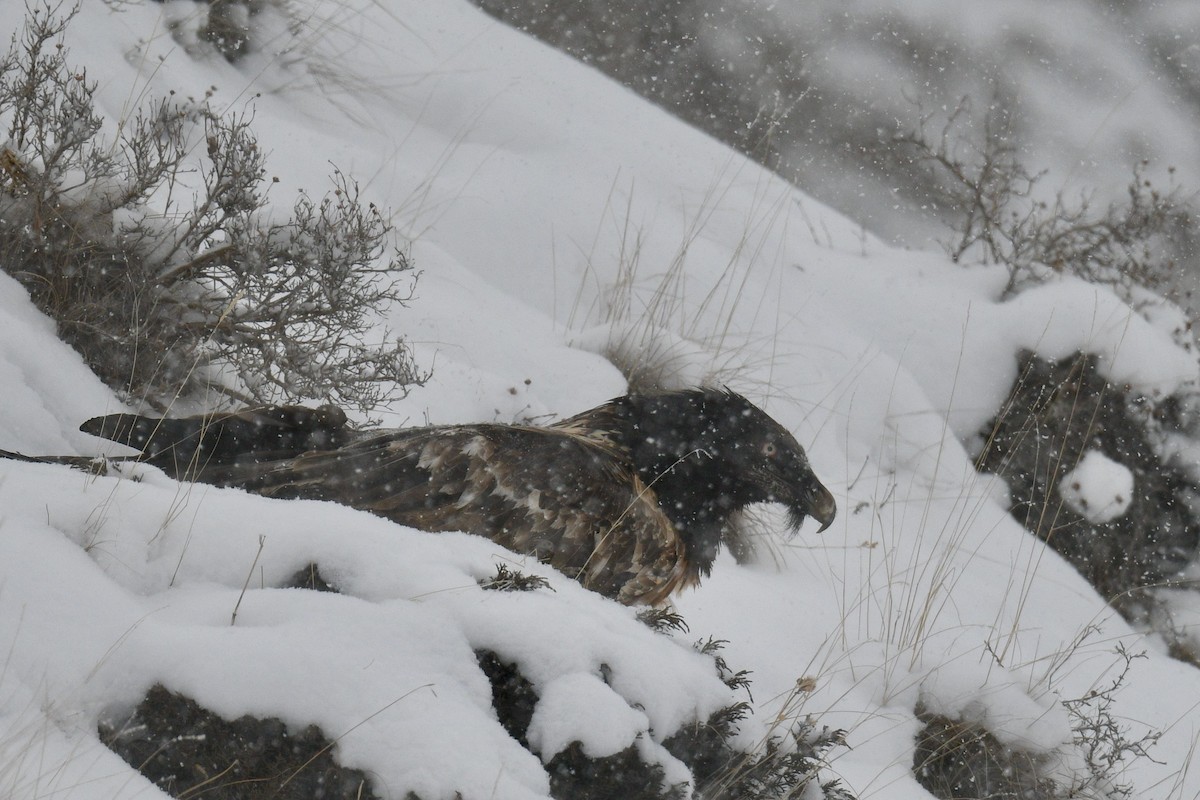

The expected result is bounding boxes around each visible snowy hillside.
[2,1,1200,799]
[473,0,1200,266]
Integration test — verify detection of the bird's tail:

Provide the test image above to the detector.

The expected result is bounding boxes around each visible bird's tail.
[79,412,243,481]
[0,448,117,473]
[79,405,353,482]
[79,414,198,456]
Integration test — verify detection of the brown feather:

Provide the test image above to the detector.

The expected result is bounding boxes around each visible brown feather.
[75,390,835,605]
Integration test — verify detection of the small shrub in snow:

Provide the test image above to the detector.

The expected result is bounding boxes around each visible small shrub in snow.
[474,616,854,800]
[195,0,259,61]
[474,650,694,800]
[697,636,754,697]
[476,649,539,748]
[1060,645,1162,800]
[637,606,691,634]
[547,742,688,800]
[662,701,752,789]
[662,635,853,800]
[892,99,1194,301]
[674,715,852,800]
[913,646,1162,800]
[976,350,1199,609]
[913,709,1055,800]
[140,0,272,63]
[99,684,379,799]
[0,4,424,411]
[281,562,339,592]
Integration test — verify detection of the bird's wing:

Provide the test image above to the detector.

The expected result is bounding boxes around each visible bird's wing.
[222,424,694,604]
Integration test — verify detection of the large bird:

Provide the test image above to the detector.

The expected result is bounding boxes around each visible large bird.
[73,389,836,604]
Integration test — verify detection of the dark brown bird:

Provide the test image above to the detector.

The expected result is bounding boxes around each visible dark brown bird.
[77,389,836,605]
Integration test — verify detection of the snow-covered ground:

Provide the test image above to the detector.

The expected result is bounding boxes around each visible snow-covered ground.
[2,1,1199,798]
[700,0,1200,250]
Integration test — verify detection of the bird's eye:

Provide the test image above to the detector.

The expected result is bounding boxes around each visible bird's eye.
[763,441,776,457]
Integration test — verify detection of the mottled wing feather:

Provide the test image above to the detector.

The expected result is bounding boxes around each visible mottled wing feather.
[218,423,694,604]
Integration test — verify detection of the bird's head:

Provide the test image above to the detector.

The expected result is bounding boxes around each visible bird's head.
[622,389,837,537]
[721,406,838,535]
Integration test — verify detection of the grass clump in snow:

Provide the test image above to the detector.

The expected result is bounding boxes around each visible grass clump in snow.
[99,684,379,799]
[480,562,553,593]
[0,3,425,413]
[637,606,691,634]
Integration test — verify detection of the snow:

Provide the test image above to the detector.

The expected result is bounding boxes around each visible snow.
[692,0,1200,252]
[1059,451,1136,524]
[526,673,649,759]
[0,273,124,453]
[917,660,1071,752]
[1,1,1200,799]
[0,457,732,800]
[1156,589,1200,663]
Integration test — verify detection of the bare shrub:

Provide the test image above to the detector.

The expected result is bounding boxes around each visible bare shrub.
[891,98,1195,301]
[1061,645,1162,800]
[0,3,425,413]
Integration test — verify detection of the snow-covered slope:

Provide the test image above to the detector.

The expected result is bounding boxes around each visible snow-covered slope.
[472,0,1200,265]
[2,1,1199,798]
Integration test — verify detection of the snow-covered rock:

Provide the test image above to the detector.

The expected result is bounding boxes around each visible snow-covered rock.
[1059,450,1135,524]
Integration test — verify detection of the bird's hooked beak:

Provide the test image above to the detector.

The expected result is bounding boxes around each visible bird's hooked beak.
[782,476,837,534]
[805,481,837,533]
